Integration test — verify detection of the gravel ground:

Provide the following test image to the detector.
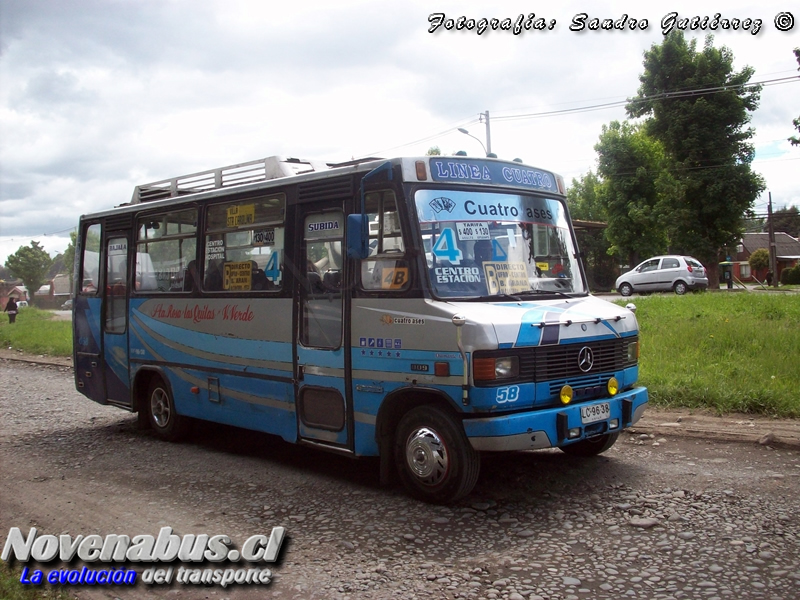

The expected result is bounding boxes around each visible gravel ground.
[1,359,799,600]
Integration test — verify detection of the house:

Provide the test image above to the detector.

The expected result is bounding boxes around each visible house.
[733,232,800,282]
[0,282,29,311]
[33,274,72,309]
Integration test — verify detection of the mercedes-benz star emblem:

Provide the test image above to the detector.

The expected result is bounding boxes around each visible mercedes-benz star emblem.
[578,346,594,372]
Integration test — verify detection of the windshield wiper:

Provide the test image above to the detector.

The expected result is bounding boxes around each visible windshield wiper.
[503,288,575,299]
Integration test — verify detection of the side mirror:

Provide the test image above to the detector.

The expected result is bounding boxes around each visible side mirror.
[346,214,369,259]
[348,160,393,260]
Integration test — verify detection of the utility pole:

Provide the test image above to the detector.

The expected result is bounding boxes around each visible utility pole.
[767,192,778,287]
[481,110,492,155]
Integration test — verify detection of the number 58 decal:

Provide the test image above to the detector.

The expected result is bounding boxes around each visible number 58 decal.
[496,385,520,404]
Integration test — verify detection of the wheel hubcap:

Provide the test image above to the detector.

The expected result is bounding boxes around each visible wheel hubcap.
[405,427,449,486]
[150,388,170,428]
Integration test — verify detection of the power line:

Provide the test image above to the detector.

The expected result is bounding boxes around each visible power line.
[358,115,481,158]
[492,76,799,123]
[2,226,77,245]
[364,75,799,158]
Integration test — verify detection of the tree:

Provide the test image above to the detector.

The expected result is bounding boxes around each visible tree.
[627,32,765,287]
[62,230,79,286]
[4,242,54,304]
[426,146,442,156]
[48,254,65,279]
[748,248,769,272]
[594,121,673,267]
[771,206,800,238]
[567,170,606,222]
[567,171,617,291]
[790,48,800,146]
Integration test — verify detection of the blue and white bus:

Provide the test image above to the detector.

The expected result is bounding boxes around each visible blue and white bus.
[72,154,648,503]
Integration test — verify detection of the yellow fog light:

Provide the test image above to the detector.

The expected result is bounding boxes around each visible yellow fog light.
[607,377,619,396]
[560,385,573,405]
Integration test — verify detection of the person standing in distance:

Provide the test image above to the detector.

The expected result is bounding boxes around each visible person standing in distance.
[5,297,18,324]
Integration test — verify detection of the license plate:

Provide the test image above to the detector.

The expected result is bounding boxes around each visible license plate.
[580,402,610,424]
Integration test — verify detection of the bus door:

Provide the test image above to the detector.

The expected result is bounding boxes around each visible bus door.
[295,206,351,451]
[102,233,133,407]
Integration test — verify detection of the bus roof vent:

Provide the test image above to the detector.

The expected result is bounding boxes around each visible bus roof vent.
[130,156,332,203]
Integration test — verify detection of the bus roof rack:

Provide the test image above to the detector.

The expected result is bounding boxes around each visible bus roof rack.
[130,156,336,204]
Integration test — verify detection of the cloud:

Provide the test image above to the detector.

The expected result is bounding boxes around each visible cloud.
[1,0,799,266]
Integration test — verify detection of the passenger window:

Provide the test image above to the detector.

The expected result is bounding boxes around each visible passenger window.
[661,258,679,269]
[302,211,343,348]
[360,191,410,291]
[639,259,659,273]
[135,210,197,292]
[203,195,285,292]
[80,223,102,295]
[106,236,128,333]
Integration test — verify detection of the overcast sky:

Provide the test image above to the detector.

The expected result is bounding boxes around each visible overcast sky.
[1,0,798,266]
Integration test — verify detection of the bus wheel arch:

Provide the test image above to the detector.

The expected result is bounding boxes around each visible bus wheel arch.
[376,389,479,504]
[376,389,457,485]
[394,404,480,504]
[134,369,189,442]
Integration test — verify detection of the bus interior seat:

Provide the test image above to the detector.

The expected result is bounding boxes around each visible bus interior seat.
[251,261,270,290]
[307,271,324,293]
[183,261,198,292]
[323,270,342,290]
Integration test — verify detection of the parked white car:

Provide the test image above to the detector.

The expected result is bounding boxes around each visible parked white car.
[616,255,708,296]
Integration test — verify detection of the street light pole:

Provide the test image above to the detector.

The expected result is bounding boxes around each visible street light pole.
[457,127,487,156]
[458,111,493,156]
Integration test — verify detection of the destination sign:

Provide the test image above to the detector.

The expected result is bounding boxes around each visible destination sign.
[429,158,556,192]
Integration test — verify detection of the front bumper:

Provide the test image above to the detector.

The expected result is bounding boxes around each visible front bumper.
[463,386,648,452]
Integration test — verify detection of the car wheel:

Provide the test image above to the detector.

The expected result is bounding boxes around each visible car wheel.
[147,378,189,442]
[560,432,619,457]
[394,405,480,504]
[618,283,633,297]
[673,281,688,295]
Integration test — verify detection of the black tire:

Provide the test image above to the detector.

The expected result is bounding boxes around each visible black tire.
[146,378,189,442]
[394,405,480,504]
[560,432,619,457]
[618,282,633,297]
[673,281,688,295]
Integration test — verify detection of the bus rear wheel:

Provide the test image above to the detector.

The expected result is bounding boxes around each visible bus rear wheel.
[146,378,189,442]
[560,432,619,457]
[394,405,480,504]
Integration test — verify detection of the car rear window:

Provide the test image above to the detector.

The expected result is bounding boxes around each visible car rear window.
[686,258,703,269]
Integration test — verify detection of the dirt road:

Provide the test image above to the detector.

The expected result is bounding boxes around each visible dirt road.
[2,359,799,599]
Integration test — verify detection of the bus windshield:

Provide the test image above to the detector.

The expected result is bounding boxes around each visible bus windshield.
[415,189,586,299]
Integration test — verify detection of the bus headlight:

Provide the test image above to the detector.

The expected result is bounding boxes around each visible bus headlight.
[627,340,640,362]
[607,377,619,396]
[473,356,519,382]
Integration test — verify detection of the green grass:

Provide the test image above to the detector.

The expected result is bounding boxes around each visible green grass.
[618,292,800,417]
[0,307,72,357]
[0,564,73,600]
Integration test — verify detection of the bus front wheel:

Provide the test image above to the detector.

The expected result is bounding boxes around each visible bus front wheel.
[394,405,480,504]
[146,378,189,442]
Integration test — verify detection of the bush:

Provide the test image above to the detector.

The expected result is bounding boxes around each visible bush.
[780,264,800,285]
[749,248,769,272]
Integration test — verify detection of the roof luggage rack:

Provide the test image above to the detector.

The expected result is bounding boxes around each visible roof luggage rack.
[130,156,333,204]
